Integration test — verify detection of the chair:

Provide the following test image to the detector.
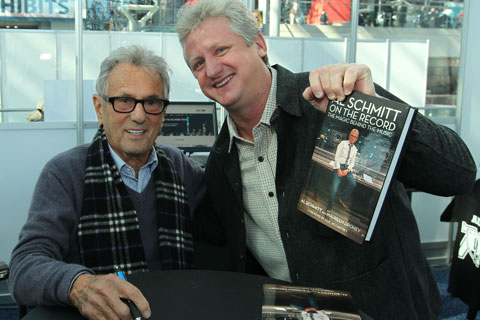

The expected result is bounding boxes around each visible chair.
[0,261,27,319]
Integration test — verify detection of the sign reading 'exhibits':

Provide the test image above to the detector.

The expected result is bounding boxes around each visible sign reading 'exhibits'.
[1,0,72,18]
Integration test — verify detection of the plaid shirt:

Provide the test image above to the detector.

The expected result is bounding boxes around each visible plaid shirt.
[226,68,291,281]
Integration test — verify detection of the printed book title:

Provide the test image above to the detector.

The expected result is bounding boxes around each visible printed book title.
[328,96,403,137]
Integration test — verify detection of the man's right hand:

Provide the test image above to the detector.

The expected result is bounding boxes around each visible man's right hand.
[303,63,376,113]
[69,273,151,320]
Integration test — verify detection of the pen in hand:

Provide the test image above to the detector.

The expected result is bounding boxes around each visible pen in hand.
[115,266,143,320]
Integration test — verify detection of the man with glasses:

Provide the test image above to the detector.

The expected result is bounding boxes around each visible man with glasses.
[8,45,205,319]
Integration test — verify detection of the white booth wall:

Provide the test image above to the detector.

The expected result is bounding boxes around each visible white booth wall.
[411,1,480,245]
[458,0,480,180]
[1,29,460,265]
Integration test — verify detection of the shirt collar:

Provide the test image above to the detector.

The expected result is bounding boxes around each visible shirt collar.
[226,67,278,153]
[107,143,158,174]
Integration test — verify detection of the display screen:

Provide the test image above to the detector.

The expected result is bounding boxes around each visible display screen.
[156,101,218,153]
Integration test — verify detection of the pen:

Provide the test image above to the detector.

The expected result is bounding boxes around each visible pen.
[114,266,142,320]
[115,267,127,281]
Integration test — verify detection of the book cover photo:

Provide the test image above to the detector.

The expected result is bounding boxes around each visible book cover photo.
[261,284,361,320]
[298,90,417,244]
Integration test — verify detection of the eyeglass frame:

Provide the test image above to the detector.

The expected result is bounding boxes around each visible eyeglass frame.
[102,95,169,115]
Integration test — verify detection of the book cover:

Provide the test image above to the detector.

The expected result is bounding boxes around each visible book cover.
[298,90,417,244]
[262,284,361,320]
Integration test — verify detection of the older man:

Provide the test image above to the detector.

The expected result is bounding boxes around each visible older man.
[326,128,359,213]
[8,45,205,319]
[176,0,477,319]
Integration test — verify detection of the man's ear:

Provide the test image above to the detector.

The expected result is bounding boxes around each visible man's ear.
[93,94,104,125]
[255,33,267,59]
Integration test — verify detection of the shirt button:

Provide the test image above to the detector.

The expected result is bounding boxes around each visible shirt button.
[268,191,274,197]
[258,156,264,162]
[295,273,299,280]
[286,232,290,239]
[240,254,244,260]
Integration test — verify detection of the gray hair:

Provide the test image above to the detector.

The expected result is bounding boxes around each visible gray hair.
[95,45,171,99]
[176,0,269,65]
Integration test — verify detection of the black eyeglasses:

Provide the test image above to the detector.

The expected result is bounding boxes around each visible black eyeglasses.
[103,96,169,115]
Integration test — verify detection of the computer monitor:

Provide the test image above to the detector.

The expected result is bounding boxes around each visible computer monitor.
[156,101,218,153]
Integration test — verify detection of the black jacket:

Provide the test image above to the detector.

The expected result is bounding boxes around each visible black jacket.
[195,64,477,319]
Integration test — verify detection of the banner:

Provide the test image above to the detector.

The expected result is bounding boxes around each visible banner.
[0,0,74,19]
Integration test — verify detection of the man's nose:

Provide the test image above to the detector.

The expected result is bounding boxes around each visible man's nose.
[205,58,221,78]
[130,101,147,121]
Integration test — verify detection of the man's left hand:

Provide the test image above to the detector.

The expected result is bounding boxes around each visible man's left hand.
[303,63,376,112]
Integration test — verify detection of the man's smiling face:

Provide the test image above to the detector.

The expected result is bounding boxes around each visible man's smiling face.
[94,62,166,168]
[184,16,268,113]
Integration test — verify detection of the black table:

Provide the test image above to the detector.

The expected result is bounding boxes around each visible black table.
[23,270,284,320]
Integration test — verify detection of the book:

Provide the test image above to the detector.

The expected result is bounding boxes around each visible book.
[262,284,361,320]
[298,90,417,244]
